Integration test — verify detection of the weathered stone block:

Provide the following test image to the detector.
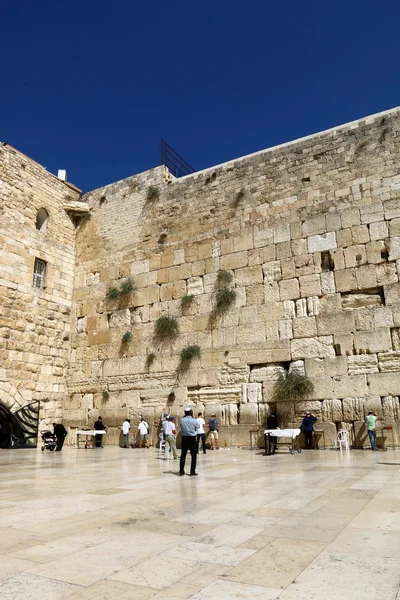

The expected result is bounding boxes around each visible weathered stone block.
[321,399,343,422]
[342,397,365,421]
[235,266,263,287]
[291,336,335,360]
[317,312,355,335]
[320,272,335,295]
[355,265,378,289]
[347,354,378,375]
[368,373,400,396]
[307,232,337,253]
[109,309,130,329]
[330,248,346,270]
[187,277,204,296]
[382,396,400,420]
[299,274,321,297]
[279,278,300,301]
[310,377,333,400]
[378,351,400,372]
[334,268,357,292]
[336,228,352,248]
[87,330,112,346]
[304,358,325,377]
[324,356,347,376]
[354,328,391,354]
[264,282,280,302]
[344,245,367,268]
[384,282,400,305]
[220,252,248,270]
[369,221,388,241]
[292,317,317,339]
[333,376,368,398]
[241,382,262,404]
[366,240,386,264]
[351,225,370,244]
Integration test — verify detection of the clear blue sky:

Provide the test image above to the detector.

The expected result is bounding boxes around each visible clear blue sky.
[2,0,399,192]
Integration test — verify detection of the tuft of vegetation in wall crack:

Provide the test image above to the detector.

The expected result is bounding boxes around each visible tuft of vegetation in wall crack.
[154,316,179,340]
[271,369,314,404]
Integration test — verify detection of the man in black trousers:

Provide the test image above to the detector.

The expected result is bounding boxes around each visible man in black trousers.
[179,408,198,476]
[53,422,67,451]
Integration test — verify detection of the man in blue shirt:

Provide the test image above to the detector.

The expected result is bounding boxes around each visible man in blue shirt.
[179,408,198,476]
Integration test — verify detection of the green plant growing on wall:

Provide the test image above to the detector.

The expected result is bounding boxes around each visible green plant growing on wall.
[154,316,179,340]
[102,390,110,402]
[215,288,236,313]
[232,188,245,208]
[181,294,194,312]
[122,331,132,344]
[107,287,120,300]
[217,270,233,288]
[146,186,160,203]
[271,369,314,404]
[120,277,135,295]
[179,345,201,371]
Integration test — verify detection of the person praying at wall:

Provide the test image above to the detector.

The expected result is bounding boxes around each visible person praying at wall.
[94,416,106,448]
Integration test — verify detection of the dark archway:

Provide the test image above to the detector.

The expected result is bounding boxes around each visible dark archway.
[0,401,40,448]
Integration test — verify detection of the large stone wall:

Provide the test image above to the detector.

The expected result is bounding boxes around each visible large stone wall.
[0,143,82,427]
[67,107,400,448]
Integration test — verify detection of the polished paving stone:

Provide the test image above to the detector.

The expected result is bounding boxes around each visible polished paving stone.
[1,446,400,599]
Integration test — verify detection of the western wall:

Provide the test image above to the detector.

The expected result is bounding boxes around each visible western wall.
[67,106,400,449]
[1,108,400,449]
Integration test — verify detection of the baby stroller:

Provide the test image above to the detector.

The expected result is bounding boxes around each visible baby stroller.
[41,430,57,451]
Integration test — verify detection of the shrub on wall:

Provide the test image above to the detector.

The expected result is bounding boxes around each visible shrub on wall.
[102,390,110,402]
[120,277,135,295]
[180,344,201,362]
[146,352,156,369]
[146,186,160,203]
[154,316,179,340]
[215,288,236,313]
[181,294,194,312]
[122,331,132,344]
[271,369,314,403]
[217,270,233,288]
[107,287,120,300]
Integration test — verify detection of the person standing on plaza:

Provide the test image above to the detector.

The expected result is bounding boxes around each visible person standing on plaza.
[266,412,279,455]
[53,422,67,452]
[301,411,317,449]
[208,413,219,450]
[179,408,198,476]
[366,411,378,450]
[164,416,178,460]
[121,418,131,448]
[196,412,206,454]
[94,416,106,448]
[138,417,150,448]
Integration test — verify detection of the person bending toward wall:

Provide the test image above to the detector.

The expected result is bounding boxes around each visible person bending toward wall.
[366,411,378,450]
[301,411,317,449]
[53,423,67,452]
[179,408,198,476]
[208,413,219,450]
[94,416,106,448]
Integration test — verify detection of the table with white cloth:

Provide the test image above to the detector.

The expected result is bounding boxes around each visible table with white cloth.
[76,430,106,448]
[264,428,302,455]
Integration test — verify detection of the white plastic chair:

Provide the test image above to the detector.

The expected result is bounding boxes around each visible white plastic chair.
[159,432,166,457]
[334,429,350,451]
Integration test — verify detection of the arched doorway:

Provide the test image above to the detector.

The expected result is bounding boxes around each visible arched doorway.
[0,401,40,448]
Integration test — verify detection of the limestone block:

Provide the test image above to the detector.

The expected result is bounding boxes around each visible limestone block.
[241,382,262,404]
[235,266,263,287]
[299,274,321,298]
[391,328,400,350]
[384,197,400,219]
[130,260,149,275]
[289,360,305,376]
[310,377,333,400]
[373,307,394,328]
[333,376,368,398]
[291,336,335,360]
[220,252,248,270]
[344,245,367,268]
[160,282,173,302]
[354,328,391,354]
[382,396,400,421]
[276,242,292,260]
[236,324,265,345]
[366,240,386,264]
[279,278,300,301]
[291,238,307,256]
[254,229,274,248]
[334,268,357,292]
[369,221,388,241]
[376,263,398,286]
[87,330,112,346]
[324,356,347,376]
[378,351,400,372]
[307,232,337,253]
[330,248,345,270]
[192,260,206,277]
[321,399,343,422]
[292,317,317,339]
[360,203,384,224]
[262,261,281,283]
[203,273,218,293]
[304,358,325,377]
[296,298,307,318]
[295,401,322,419]
[336,228,352,248]
[109,309,130,329]
[282,300,295,320]
[347,354,378,375]
[239,403,259,424]
[246,285,264,306]
[367,373,400,396]
[233,235,253,253]
[187,277,204,296]
[355,265,378,289]
[260,302,284,322]
[278,319,292,340]
[320,272,335,295]
[273,222,290,244]
[249,365,286,383]
[351,225,370,244]
[341,208,361,228]
[317,312,355,335]
[264,282,280,302]
[342,397,365,421]
[224,403,239,425]
[384,282,400,306]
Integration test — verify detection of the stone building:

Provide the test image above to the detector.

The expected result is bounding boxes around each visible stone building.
[2,106,400,448]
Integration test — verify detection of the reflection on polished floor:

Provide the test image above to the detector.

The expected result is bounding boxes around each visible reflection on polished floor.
[0,446,399,599]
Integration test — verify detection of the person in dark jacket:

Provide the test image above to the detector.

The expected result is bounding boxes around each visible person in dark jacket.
[53,423,67,451]
[266,413,279,454]
[301,411,317,449]
[94,416,106,448]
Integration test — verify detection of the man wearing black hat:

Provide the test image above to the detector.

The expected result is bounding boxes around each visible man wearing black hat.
[179,408,198,476]
[301,411,317,449]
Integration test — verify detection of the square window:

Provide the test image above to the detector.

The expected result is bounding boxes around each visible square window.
[33,258,46,289]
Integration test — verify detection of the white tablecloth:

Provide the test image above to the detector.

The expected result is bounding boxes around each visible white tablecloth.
[264,428,301,440]
[76,430,106,437]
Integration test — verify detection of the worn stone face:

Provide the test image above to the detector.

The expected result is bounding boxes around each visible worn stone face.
[3,108,400,447]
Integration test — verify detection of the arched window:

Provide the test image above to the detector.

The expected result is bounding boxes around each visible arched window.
[36,208,49,232]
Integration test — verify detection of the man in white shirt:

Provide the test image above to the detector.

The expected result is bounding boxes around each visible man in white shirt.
[138,418,150,448]
[196,412,206,454]
[121,419,131,448]
[164,416,178,460]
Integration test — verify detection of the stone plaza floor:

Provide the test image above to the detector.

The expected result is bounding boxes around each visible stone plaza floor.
[0,445,399,600]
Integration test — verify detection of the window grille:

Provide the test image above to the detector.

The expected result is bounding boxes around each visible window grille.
[33,258,46,289]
